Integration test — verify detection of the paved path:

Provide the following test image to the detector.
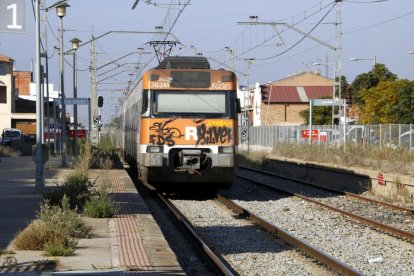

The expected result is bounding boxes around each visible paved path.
[0,155,183,275]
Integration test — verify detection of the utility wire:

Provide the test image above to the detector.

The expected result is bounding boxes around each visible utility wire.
[253,8,414,68]
[247,2,336,61]
[234,1,336,59]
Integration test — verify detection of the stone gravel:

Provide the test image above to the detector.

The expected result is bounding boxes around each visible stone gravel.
[238,168,414,234]
[171,198,332,275]
[221,179,414,275]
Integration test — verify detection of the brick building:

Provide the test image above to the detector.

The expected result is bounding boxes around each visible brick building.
[259,70,333,126]
[0,54,59,136]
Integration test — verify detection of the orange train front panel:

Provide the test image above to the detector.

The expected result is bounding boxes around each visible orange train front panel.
[140,118,238,147]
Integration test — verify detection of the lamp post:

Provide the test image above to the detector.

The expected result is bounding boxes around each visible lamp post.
[70,38,81,155]
[56,2,69,166]
[35,0,44,190]
[349,55,377,66]
[312,61,333,78]
[224,46,235,73]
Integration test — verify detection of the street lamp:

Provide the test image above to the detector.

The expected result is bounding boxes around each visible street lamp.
[224,46,235,72]
[349,55,377,66]
[56,2,69,166]
[408,51,414,55]
[312,61,333,78]
[70,37,81,155]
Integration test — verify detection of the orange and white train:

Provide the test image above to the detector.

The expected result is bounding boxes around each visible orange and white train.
[120,56,240,190]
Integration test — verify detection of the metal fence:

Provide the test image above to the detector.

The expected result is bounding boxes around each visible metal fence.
[240,124,414,150]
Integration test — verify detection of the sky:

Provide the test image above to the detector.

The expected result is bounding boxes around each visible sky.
[0,0,413,125]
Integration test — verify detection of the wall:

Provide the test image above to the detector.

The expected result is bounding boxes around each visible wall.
[261,103,307,126]
[0,61,13,133]
[274,71,333,86]
[13,71,32,96]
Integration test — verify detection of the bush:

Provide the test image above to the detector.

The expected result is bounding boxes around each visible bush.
[43,236,77,257]
[0,145,21,157]
[39,197,93,239]
[14,197,92,256]
[13,221,50,250]
[43,171,91,209]
[85,182,117,218]
[75,142,92,173]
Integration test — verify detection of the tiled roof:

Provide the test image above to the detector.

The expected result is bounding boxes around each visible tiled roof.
[262,85,333,103]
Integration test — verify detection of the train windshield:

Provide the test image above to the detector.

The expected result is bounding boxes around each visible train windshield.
[151,90,237,118]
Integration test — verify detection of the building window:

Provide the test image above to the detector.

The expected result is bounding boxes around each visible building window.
[0,86,6,103]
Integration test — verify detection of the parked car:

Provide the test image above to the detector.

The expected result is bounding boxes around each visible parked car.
[1,128,23,145]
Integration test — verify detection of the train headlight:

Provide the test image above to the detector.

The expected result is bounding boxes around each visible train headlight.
[219,146,235,154]
[147,146,164,153]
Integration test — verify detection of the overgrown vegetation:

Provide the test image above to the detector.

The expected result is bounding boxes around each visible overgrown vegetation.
[240,143,414,206]
[240,142,414,176]
[85,180,117,218]
[90,134,117,169]
[44,171,91,209]
[14,142,118,256]
[44,142,117,215]
[281,143,413,175]
[14,196,92,256]
[0,145,21,157]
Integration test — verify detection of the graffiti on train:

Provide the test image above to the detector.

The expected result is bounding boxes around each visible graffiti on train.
[193,124,233,145]
[149,121,184,146]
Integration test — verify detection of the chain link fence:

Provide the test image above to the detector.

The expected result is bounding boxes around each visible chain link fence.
[240,124,414,150]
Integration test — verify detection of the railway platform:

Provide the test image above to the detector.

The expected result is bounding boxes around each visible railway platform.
[0,155,184,275]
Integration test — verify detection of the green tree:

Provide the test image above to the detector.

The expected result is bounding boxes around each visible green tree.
[359,79,413,123]
[395,80,414,123]
[110,116,121,129]
[351,63,397,104]
[299,97,338,125]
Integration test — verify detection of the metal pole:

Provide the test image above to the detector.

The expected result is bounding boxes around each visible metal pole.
[40,65,44,144]
[35,0,44,190]
[59,16,67,166]
[309,100,312,144]
[88,98,91,143]
[98,107,101,146]
[73,49,78,155]
[265,85,272,126]
[53,99,57,154]
[45,56,50,155]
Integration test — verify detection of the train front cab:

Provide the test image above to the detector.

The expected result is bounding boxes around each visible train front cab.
[137,119,238,189]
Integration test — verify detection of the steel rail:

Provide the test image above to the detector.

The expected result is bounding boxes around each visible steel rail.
[237,175,414,243]
[239,165,414,214]
[157,193,235,276]
[216,195,361,276]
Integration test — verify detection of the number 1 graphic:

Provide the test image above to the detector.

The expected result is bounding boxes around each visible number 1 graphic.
[7,4,22,29]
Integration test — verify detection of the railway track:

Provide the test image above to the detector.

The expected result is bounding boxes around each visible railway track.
[237,166,414,242]
[224,171,414,274]
[239,165,414,214]
[158,194,361,275]
[157,192,236,276]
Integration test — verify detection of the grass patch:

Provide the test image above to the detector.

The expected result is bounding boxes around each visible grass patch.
[0,145,21,157]
[256,142,414,176]
[14,196,92,256]
[74,142,93,173]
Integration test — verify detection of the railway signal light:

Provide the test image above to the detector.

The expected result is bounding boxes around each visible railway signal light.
[98,96,103,108]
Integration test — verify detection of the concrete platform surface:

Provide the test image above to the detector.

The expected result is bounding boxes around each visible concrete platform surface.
[0,156,183,275]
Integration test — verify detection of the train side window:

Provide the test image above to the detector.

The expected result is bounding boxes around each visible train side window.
[142,90,149,115]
